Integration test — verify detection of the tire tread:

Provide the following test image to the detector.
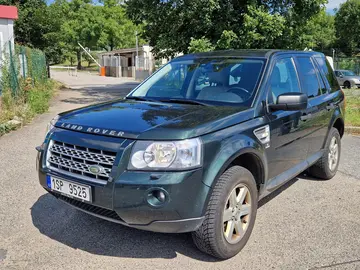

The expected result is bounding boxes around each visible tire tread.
[192,166,256,259]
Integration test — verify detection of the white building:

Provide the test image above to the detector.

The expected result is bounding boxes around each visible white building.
[0,5,18,59]
[0,5,18,94]
[99,45,156,80]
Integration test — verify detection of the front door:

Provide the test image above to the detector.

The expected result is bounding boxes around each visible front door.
[265,57,310,180]
[334,70,345,86]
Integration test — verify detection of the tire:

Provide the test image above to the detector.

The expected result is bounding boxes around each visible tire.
[308,127,341,180]
[192,166,258,259]
[344,81,351,89]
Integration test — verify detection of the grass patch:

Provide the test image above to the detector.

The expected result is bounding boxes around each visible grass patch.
[345,94,360,127]
[0,79,61,136]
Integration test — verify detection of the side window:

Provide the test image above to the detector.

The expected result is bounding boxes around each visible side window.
[314,56,340,93]
[268,58,301,104]
[296,57,322,98]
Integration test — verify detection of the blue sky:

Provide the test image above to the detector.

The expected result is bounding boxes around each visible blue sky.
[326,0,346,13]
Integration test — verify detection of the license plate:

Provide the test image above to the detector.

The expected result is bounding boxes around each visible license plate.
[47,176,92,202]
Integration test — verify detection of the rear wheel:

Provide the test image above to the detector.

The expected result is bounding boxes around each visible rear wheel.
[308,127,341,180]
[192,166,258,259]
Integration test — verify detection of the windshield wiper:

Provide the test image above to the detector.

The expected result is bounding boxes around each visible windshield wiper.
[125,96,158,102]
[159,98,210,106]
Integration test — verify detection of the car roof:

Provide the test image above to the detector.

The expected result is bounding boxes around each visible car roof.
[172,49,324,61]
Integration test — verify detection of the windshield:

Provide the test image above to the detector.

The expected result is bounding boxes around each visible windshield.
[129,58,266,107]
[342,70,356,76]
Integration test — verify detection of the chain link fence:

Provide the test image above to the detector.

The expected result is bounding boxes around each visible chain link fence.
[0,41,47,96]
[334,57,360,75]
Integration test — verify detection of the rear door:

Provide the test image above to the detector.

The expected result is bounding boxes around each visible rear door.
[294,56,332,159]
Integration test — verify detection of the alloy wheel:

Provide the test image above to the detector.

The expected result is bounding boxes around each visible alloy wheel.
[328,136,339,171]
[223,184,251,244]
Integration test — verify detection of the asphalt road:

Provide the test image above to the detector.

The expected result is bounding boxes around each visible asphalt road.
[0,74,359,270]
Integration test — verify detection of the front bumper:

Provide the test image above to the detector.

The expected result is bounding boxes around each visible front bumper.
[46,190,205,233]
[37,140,210,233]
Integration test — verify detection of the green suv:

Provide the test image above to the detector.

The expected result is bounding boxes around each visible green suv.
[37,50,345,259]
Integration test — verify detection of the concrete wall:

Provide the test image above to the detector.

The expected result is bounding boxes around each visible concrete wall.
[0,18,15,94]
[0,18,15,57]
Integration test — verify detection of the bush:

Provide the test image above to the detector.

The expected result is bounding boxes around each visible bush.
[0,43,58,136]
[26,80,55,114]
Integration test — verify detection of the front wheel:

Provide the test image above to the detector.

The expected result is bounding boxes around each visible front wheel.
[308,127,341,180]
[344,81,351,89]
[192,166,258,259]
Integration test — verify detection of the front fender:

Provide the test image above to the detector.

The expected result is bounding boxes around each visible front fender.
[201,120,268,189]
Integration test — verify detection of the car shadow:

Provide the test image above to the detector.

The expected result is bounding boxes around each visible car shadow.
[31,193,218,262]
[258,176,300,208]
[60,82,139,105]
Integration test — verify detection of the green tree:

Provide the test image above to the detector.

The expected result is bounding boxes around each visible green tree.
[335,0,360,56]
[188,37,215,53]
[36,0,69,64]
[216,30,238,50]
[97,0,141,51]
[237,5,285,49]
[126,0,327,57]
[60,0,103,69]
[0,0,47,48]
[297,10,335,51]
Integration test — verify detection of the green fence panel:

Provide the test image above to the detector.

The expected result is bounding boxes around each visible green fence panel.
[0,42,48,97]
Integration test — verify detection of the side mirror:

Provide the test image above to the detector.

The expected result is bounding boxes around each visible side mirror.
[339,74,343,78]
[269,92,308,111]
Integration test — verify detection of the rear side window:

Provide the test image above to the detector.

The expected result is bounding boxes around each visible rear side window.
[296,57,322,98]
[315,57,340,93]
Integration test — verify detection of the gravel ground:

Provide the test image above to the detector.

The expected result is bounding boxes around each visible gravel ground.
[0,76,359,270]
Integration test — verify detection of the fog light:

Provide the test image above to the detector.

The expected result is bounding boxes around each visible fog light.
[146,188,168,207]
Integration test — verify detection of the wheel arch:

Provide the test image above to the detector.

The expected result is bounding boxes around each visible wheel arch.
[323,109,345,149]
[209,148,266,191]
[333,117,344,138]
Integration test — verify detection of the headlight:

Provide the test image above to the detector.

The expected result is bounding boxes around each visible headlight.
[45,115,59,135]
[129,138,202,170]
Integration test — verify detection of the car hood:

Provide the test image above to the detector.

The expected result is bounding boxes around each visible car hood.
[55,100,252,140]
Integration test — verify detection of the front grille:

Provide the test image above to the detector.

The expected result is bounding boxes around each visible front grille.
[47,140,117,182]
[52,192,122,222]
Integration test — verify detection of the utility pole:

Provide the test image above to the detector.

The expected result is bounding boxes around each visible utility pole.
[135,31,139,69]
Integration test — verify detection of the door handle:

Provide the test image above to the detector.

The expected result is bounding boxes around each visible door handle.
[326,103,336,111]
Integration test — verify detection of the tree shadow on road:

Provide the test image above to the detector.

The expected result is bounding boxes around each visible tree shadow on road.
[31,193,218,262]
[60,82,139,105]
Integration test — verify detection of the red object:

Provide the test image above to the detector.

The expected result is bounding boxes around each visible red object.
[0,5,18,20]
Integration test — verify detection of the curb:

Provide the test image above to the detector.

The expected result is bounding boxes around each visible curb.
[345,126,360,135]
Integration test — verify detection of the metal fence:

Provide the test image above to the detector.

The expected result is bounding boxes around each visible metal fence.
[334,57,360,75]
[0,41,47,96]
